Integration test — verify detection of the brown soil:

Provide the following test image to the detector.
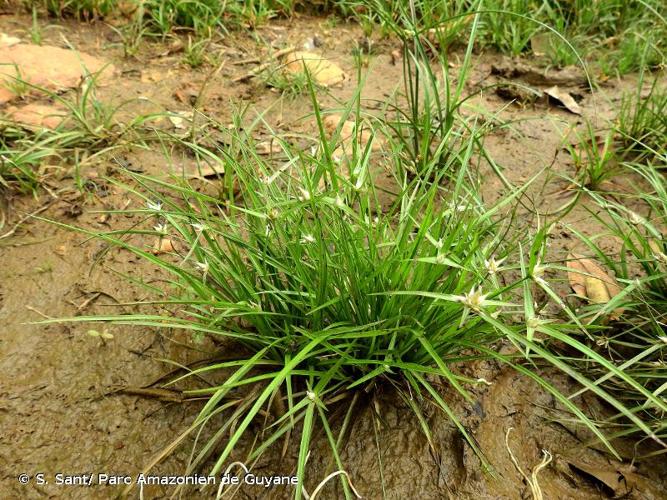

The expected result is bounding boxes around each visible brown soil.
[1,11,666,500]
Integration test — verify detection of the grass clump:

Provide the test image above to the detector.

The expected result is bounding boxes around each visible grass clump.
[572,162,667,448]
[263,66,310,98]
[336,0,665,74]
[54,102,667,494]
[39,0,116,19]
[0,70,157,193]
[0,131,56,192]
[616,74,667,161]
[565,121,620,191]
[24,0,666,74]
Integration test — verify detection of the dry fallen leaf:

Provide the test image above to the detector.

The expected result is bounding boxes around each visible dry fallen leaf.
[566,460,651,497]
[0,43,114,103]
[283,51,346,87]
[566,253,623,318]
[152,237,175,255]
[545,85,582,115]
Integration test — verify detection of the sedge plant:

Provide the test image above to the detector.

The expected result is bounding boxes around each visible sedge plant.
[45,101,667,496]
[565,121,620,191]
[568,161,667,450]
[616,73,667,162]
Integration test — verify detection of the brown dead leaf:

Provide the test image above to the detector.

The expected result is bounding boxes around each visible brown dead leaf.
[0,44,115,103]
[567,460,651,497]
[567,253,623,318]
[545,86,582,115]
[283,51,346,87]
[152,237,175,255]
[5,103,67,129]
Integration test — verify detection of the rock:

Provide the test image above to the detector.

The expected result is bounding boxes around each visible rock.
[0,43,115,103]
[4,103,67,129]
[283,51,346,87]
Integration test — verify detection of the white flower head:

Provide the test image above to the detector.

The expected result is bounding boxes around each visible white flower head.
[628,210,645,226]
[485,255,506,275]
[335,194,346,209]
[448,200,467,213]
[298,187,312,201]
[457,286,488,311]
[300,233,316,244]
[191,222,206,232]
[153,223,169,235]
[596,336,609,348]
[146,200,162,212]
[195,260,209,282]
[532,260,547,283]
[306,390,316,401]
[268,207,280,220]
[526,315,541,330]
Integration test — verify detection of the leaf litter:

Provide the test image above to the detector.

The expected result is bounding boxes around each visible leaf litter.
[566,253,624,319]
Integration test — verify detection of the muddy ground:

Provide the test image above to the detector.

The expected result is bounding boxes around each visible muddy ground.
[1,11,666,500]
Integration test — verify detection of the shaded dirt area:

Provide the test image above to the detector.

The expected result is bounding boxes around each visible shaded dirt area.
[1,11,666,500]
